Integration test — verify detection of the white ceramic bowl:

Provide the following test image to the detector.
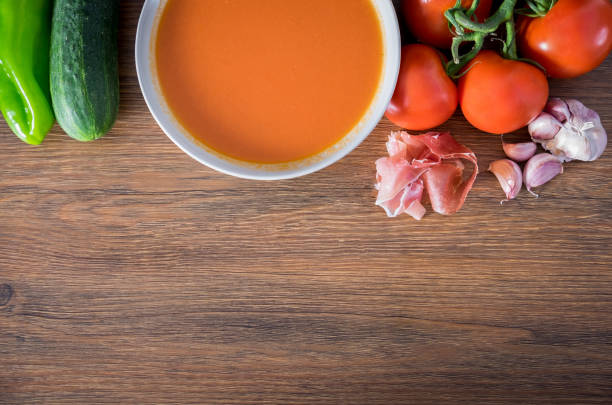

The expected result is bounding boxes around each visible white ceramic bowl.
[135,0,401,180]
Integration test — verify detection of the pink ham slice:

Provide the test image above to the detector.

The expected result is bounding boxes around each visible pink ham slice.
[375,131,478,219]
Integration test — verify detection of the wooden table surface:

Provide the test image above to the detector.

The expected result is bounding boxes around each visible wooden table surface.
[2,1,611,404]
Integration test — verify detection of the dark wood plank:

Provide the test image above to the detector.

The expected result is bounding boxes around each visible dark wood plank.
[1,1,611,403]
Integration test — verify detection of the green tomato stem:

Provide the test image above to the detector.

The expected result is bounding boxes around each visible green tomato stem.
[445,0,520,77]
[446,33,485,77]
[503,18,518,60]
[516,0,557,17]
[452,0,517,33]
[465,0,480,17]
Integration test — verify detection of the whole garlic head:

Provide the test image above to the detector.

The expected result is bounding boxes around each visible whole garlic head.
[528,98,607,162]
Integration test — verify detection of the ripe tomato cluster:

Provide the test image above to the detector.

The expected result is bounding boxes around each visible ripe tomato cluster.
[386,0,612,134]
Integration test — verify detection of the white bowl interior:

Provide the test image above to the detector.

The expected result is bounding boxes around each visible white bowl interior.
[135,0,400,180]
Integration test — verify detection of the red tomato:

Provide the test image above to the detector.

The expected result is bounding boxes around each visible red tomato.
[458,51,549,134]
[518,0,612,78]
[401,0,494,49]
[385,44,457,131]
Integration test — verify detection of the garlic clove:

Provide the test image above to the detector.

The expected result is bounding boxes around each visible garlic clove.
[502,140,537,162]
[546,98,571,122]
[488,159,522,202]
[523,153,563,197]
[528,112,562,141]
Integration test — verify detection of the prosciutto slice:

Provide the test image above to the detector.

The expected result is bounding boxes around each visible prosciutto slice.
[375,131,478,219]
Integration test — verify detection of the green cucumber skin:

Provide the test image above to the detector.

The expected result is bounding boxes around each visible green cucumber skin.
[50,0,119,141]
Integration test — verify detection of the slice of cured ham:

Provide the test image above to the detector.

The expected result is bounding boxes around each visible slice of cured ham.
[375,131,478,219]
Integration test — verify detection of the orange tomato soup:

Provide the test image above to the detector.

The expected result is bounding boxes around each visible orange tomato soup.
[155,0,383,163]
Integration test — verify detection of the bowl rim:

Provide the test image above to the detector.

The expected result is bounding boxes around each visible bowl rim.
[135,0,401,180]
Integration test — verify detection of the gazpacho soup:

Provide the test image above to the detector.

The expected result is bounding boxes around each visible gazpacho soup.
[155,0,384,164]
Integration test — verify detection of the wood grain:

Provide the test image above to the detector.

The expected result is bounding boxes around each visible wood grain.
[1,1,611,403]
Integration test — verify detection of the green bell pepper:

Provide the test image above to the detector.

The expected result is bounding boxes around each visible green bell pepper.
[0,0,54,145]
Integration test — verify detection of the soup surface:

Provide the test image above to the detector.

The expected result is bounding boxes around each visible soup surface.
[156,0,383,163]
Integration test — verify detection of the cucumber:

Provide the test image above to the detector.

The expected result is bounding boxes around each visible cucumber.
[50,0,119,141]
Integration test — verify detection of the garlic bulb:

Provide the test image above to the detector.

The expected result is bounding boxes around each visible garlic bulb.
[528,98,607,162]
